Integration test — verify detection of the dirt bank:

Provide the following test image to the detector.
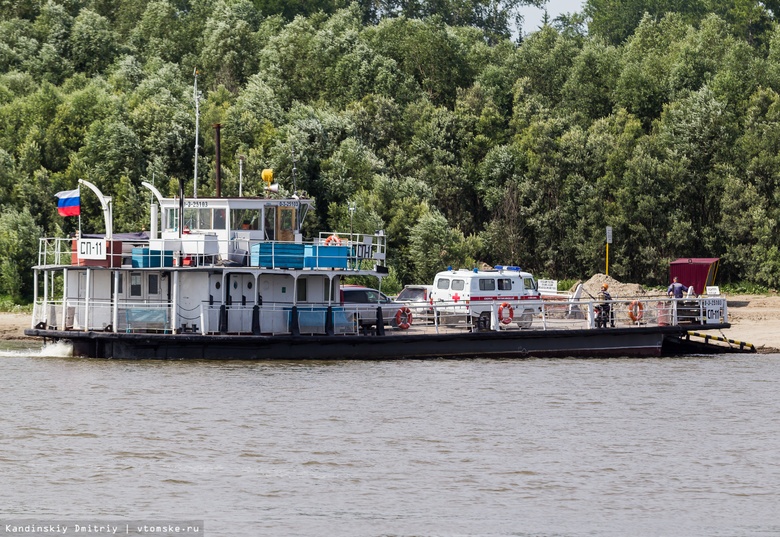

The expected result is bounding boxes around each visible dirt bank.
[0,313,34,341]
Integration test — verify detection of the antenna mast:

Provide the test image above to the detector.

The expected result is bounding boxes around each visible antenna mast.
[291,145,298,196]
[193,68,200,199]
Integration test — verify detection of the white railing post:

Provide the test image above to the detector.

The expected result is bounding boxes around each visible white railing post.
[84,268,91,331]
[112,270,120,333]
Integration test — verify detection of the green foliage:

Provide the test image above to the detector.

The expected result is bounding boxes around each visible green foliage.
[720,281,772,294]
[5,1,780,306]
[69,9,120,75]
[0,208,42,301]
[0,299,33,313]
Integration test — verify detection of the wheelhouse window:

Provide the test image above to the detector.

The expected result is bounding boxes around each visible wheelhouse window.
[198,208,212,229]
[165,208,178,231]
[213,209,226,229]
[232,209,261,231]
[281,210,293,231]
[183,208,198,230]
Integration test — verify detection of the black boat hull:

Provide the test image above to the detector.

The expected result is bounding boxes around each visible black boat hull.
[24,324,732,360]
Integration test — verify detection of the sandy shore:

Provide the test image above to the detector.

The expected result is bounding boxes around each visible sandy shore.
[3,295,780,352]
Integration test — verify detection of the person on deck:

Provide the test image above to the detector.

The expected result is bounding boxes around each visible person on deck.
[597,283,615,327]
[667,277,687,299]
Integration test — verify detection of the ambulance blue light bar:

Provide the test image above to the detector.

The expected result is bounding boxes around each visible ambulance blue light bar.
[494,265,522,271]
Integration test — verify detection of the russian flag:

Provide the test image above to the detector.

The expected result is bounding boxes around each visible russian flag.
[55,189,80,217]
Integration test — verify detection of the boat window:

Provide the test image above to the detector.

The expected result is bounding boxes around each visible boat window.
[232,209,261,230]
[436,278,450,290]
[182,208,199,231]
[264,209,275,240]
[130,273,142,297]
[297,279,307,301]
[198,208,212,229]
[524,277,537,291]
[213,209,226,230]
[498,278,512,290]
[478,278,495,291]
[148,274,159,295]
[451,279,465,291]
[165,208,178,230]
[280,208,294,231]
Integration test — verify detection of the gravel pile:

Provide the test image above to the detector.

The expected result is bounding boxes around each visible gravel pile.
[570,273,661,299]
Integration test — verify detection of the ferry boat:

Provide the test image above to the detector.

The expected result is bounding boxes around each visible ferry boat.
[24,180,743,359]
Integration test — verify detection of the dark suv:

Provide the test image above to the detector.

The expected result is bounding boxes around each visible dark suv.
[340,285,402,328]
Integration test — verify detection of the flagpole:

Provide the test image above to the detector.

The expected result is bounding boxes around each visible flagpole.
[78,185,82,238]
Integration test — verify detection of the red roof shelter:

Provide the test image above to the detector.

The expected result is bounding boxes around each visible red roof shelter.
[669,258,720,295]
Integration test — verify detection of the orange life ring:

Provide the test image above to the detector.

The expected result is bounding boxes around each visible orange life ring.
[395,307,412,329]
[628,300,644,322]
[498,302,514,324]
[324,234,342,246]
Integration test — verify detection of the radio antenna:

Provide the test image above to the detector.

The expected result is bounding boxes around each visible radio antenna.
[291,145,298,197]
[193,68,200,199]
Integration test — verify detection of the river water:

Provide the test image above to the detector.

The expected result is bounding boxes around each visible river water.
[1,342,779,537]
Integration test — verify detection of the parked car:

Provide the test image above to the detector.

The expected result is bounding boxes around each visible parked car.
[340,285,404,329]
[395,284,434,322]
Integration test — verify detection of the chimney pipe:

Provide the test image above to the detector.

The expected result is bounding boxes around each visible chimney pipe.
[214,123,222,197]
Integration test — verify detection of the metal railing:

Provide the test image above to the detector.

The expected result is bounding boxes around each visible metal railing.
[426,296,727,333]
[36,232,388,272]
[31,295,728,336]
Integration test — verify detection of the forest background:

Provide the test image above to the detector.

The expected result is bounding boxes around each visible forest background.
[3,0,780,304]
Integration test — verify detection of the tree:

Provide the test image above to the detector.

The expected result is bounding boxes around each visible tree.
[0,207,42,301]
[507,25,580,111]
[409,210,477,283]
[585,0,707,45]
[319,137,380,207]
[73,118,144,221]
[613,13,688,129]
[130,0,188,65]
[655,85,735,256]
[0,18,39,74]
[198,0,260,91]
[365,17,474,108]
[0,148,14,206]
[68,9,120,75]
[560,39,621,124]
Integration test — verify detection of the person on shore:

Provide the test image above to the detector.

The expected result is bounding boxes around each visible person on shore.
[667,277,687,299]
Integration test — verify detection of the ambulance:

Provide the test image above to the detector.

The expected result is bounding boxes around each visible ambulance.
[430,266,542,328]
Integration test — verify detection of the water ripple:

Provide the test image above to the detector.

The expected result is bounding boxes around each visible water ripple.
[1,351,780,536]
